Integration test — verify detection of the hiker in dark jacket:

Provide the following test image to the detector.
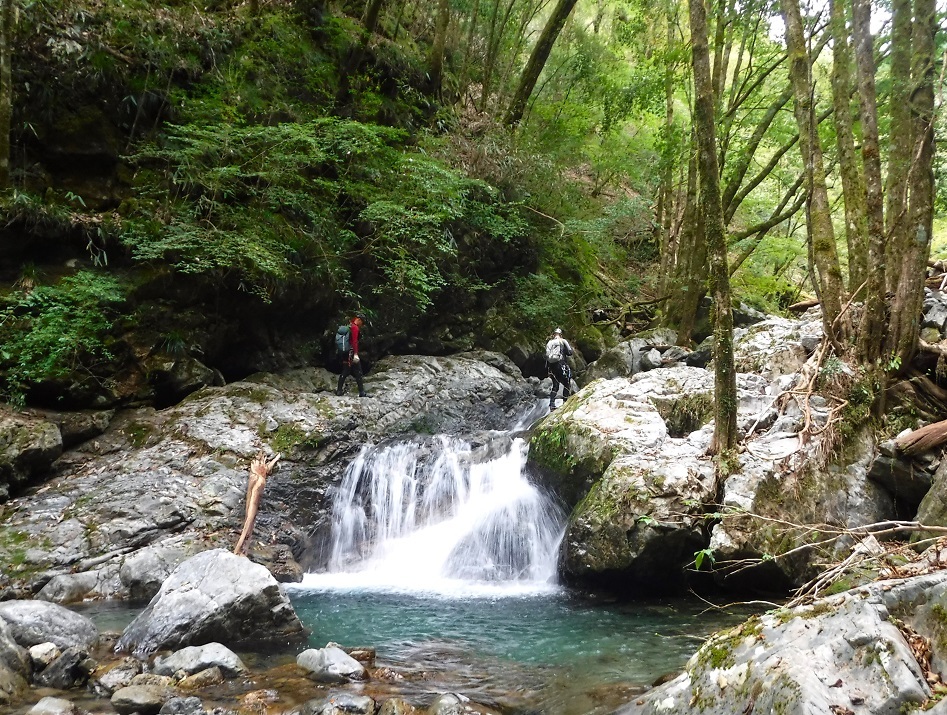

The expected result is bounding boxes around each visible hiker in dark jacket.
[336,312,368,397]
[545,327,574,410]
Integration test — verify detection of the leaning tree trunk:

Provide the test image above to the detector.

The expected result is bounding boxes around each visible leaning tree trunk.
[0,0,12,189]
[829,0,867,295]
[887,0,937,369]
[884,0,914,295]
[851,0,887,364]
[504,0,579,127]
[234,452,280,555]
[690,0,737,458]
[781,0,847,345]
[429,0,451,94]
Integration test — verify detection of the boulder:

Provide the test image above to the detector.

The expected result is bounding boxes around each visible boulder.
[33,646,96,689]
[112,684,173,715]
[0,600,98,650]
[117,550,306,656]
[915,459,947,535]
[92,656,142,695]
[159,696,206,715]
[618,573,947,715]
[178,666,224,689]
[301,692,377,715]
[152,642,248,678]
[297,645,367,683]
[119,539,198,601]
[37,567,121,603]
[27,696,78,715]
[378,699,417,715]
[582,329,679,385]
[866,454,932,510]
[0,409,62,501]
[28,642,60,670]
[0,618,28,706]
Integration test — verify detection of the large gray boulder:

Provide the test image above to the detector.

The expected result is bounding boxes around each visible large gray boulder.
[117,549,306,656]
[0,600,98,650]
[618,572,947,715]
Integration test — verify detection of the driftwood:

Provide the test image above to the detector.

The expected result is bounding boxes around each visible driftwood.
[787,297,819,312]
[234,451,280,555]
[896,418,947,457]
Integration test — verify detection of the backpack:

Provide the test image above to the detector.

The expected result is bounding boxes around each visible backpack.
[545,338,564,363]
[335,324,351,353]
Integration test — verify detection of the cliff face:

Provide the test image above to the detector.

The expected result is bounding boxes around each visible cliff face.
[1,1,551,411]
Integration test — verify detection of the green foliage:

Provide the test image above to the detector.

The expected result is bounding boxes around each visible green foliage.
[123,118,526,307]
[694,547,716,571]
[0,272,126,403]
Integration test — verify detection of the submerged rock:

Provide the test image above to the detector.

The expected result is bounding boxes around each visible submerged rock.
[117,550,306,656]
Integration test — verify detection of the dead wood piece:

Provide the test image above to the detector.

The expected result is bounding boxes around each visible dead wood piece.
[234,451,280,555]
[896,418,947,457]
[787,297,819,312]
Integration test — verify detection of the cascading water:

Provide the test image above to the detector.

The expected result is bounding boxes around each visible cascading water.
[297,429,565,596]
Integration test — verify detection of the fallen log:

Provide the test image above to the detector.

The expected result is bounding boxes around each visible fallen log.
[896,419,947,457]
[787,298,819,312]
[234,451,280,555]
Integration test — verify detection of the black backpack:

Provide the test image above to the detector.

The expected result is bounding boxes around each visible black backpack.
[335,324,351,353]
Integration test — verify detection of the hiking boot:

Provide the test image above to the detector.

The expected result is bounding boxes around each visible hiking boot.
[359,391,369,398]
[336,387,344,396]
[549,403,557,410]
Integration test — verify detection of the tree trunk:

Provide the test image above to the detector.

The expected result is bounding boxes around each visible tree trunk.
[851,0,887,364]
[234,453,280,555]
[362,0,385,38]
[829,0,867,295]
[0,0,12,189]
[884,0,913,294]
[690,0,737,458]
[887,0,937,368]
[780,0,847,344]
[430,0,451,94]
[504,0,579,127]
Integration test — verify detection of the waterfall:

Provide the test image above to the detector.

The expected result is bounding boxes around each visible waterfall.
[297,431,565,596]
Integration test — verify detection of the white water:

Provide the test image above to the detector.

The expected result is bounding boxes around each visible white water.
[294,430,566,597]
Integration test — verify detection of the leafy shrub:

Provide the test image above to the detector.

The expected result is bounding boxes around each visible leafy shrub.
[124,118,527,309]
[0,272,127,404]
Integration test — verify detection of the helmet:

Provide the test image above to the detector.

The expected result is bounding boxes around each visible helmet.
[554,327,563,335]
[355,311,367,321]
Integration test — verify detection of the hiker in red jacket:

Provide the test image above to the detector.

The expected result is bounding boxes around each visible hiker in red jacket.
[336,312,368,397]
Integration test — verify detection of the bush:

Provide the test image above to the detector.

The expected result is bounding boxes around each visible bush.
[0,271,127,404]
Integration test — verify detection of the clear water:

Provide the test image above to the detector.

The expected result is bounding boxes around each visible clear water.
[288,587,753,715]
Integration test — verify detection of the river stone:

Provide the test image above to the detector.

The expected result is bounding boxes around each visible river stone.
[153,642,248,678]
[0,618,28,706]
[159,696,206,715]
[301,692,377,715]
[297,646,367,682]
[37,567,122,603]
[93,656,143,695]
[119,539,197,601]
[27,696,78,715]
[178,666,224,689]
[0,600,98,650]
[618,573,944,715]
[29,642,60,669]
[117,549,306,656]
[112,684,172,715]
[33,646,96,689]
[377,699,416,715]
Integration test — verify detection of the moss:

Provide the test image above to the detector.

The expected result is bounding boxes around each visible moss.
[265,424,307,454]
[123,421,155,448]
[653,391,714,437]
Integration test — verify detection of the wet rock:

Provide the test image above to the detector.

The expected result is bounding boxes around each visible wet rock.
[178,666,224,689]
[153,642,247,678]
[159,696,206,715]
[33,646,96,689]
[37,567,122,603]
[92,655,142,695]
[112,684,172,715]
[377,699,416,715]
[117,550,306,656]
[302,692,377,715]
[0,600,98,650]
[297,645,367,683]
[28,642,60,670]
[426,694,468,715]
[27,696,78,715]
